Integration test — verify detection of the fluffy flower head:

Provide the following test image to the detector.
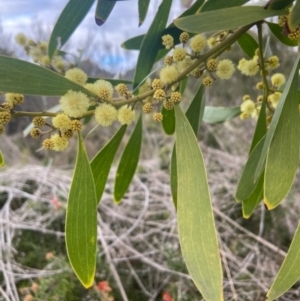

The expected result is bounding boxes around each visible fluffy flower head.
[173,47,186,62]
[50,134,69,152]
[269,92,282,108]
[238,59,259,76]
[271,73,286,87]
[160,65,179,85]
[52,114,72,131]
[190,34,207,52]
[117,106,135,125]
[93,80,114,100]
[15,33,27,46]
[59,90,90,117]
[65,68,88,86]
[5,93,24,106]
[162,34,174,49]
[95,103,118,127]
[241,99,255,115]
[216,59,235,79]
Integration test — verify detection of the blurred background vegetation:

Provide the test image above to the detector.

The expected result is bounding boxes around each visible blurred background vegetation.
[0,4,300,300]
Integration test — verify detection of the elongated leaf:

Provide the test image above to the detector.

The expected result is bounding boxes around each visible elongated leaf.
[48,0,94,58]
[114,115,142,203]
[0,150,4,167]
[138,0,151,26]
[66,133,97,288]
[242,172,264,218]
[179,77,188,95]
[174,7,286,33]
[199,0,250,12]
[162,107,175,135]
[87,77,132,85]
[0,55,94,96]
[236,136,266,202]
[133,0,172,89]
[91,125,127,202]
[95,0,116,26]
[121,0,205,51]
[170,84,205,207]
[237,32,259,58]
[175,105,223,301]
[267,222,300,300]
[203,106,240,124]
[288,0,300,31]
[255,55,300,184]
[267,22,298,47]
[264,60,300,209]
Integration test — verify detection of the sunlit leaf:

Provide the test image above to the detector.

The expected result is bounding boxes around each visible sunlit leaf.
[90,125,127,202]
[203,106,240,124]
[264,57,300,209]
[170,84,205,207]
[114,115,142,203]
[267,222,300,300]
[237,32,259,58]
[175,105,223,301]
[236,136,266,202]
[162,107,175,135]
[0,55,94,96]
[288,0,300,31]
[65,133,97,288]
[254,56,300,208]
[199,0,250,12]
[48,0,94,58]
[267,22,298,47]
[138,0,151,26]
[0,151,4,168]
[174,6,286,33]
[133,0,172,89]
[95,0,116,26]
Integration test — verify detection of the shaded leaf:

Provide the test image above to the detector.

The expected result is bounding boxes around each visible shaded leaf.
[237,32,259,58]
[0,150,4,167]
[267,222,300,300]
[203,106,240,124]
[90,125,127,202]
[95,0,116,26]
[48,0,94,58]
[267,22,298,47]
[162,107,176,135]
[199,0,250,12]
[254,56,300,189]
[264,57,300,209]
[133,0,172,89]
[114,115,142,203]
[170,84,205,207]
[138,0,151,26]
[65,133,97,288]
[236,136,266,202]
[266,0,294,10]
[0,55,94,96]
[179,76,188,95]
[174,6,286,33]
[175,105,223,301]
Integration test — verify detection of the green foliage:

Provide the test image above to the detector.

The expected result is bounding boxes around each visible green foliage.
[0,150,3,167]
[0,55,94,96]
[48,0,95,58]
[175,105,223,301]
[114,115,142,203]
[138,0,151,26]
[66,133,97,288]
[237,32,259,58]
[95,0,116,26]
[203,106,241,124]
[162,107,176,135]
[267,22,298,47]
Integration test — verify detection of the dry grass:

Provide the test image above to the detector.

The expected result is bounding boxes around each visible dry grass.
[0,144,300,301]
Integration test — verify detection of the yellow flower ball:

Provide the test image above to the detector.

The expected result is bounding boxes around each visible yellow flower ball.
[59,90,90,118]
[216,59,235,80]
[65,68,88,86]
[93,79,114,100]
[95,103,118,127]
[160,65,179,85]
[240,99,255,115]
[173,47,186,62]
[117,106,135,125]
[5,93,24,106]
[190,34,207,52]
[268,92,282,108]
[238,59,259,76]
[52,114,72,131]
[15,33,27,46]
[271,73,286,88]
[50,134,69,152]
[162,34,174,49]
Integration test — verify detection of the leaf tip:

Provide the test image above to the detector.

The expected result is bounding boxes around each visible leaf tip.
[95,17,105,26]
